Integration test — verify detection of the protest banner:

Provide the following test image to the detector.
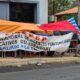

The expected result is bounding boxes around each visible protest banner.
[0,32,73,52]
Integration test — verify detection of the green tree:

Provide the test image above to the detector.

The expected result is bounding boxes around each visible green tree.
[48,0,77,16]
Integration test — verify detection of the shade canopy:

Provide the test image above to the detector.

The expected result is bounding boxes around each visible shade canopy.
[39,20,78,32]
[55,7,78,16]
[0,20,44,33]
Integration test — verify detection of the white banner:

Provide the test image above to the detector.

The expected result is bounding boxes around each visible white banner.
[0,32,73,52]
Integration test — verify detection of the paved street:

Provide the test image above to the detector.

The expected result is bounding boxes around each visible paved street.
[0,63,80,80]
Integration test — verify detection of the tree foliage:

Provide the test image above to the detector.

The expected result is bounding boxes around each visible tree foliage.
[48,0,77,16]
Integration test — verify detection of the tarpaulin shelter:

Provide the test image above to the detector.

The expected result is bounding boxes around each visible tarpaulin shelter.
[39,19,78,32]
[54,7,78,22]
[0,20,44,33]
[0,19,78,58]
[55,7,78,16]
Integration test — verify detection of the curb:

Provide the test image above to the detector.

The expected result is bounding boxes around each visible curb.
[0,57,80,67]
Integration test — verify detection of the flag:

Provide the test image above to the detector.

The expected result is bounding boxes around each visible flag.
[68,17,80,32]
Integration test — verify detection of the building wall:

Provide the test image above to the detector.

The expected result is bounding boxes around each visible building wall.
[0,2,9,20]
[0,0,48,24]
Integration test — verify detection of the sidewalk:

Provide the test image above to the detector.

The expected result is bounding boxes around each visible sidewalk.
[0,57,80,67]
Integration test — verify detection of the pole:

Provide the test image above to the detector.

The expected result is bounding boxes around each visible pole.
[14,51,17,57]
[1,51,4,58]
[3,51,6,58]
[78,0,80,26]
